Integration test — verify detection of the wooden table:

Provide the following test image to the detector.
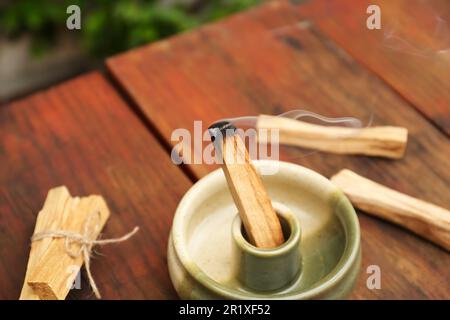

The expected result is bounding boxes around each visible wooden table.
[1,0,449,299]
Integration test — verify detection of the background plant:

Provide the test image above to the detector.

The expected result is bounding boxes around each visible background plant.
[0,0,261,57]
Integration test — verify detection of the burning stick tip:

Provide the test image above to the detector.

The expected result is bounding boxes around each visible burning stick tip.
[208,121,237,142]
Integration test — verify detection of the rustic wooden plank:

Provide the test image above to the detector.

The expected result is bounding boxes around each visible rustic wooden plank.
[107,1,450,299]
[0,72,192,299]
[299,0,450,135]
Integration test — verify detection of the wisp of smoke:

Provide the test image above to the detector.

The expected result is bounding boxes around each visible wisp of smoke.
[383,14,450,58]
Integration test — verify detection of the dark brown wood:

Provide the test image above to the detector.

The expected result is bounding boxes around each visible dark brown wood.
[299,0,450,136]
[0,72,192,299]
[107,1,450,299]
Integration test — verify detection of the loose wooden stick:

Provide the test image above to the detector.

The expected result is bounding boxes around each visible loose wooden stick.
[209,122,284,248]
[20,187,76,300]
[26,194,110,300]
[257,115,408,159]
[331,169,450,251]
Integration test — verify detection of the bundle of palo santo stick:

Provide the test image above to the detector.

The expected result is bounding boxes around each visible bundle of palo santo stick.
[20,186,138,300]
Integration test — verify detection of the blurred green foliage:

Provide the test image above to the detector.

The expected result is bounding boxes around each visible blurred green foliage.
[0,0,261,57]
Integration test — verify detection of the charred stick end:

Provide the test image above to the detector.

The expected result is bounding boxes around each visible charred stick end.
[208,121,237,143]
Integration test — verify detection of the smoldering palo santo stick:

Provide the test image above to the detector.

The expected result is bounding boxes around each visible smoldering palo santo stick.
[208,121,284,248]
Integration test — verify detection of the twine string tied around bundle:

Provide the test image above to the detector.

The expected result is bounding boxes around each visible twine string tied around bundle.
[31,211,139,299]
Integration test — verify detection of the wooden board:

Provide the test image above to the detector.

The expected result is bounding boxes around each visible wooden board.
[0,72,192,299]
[299,0,450,136]
[107,1,450,299]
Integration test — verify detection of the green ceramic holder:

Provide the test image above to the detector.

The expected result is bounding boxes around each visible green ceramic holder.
[168,160,361,299]
[232,205,302,292]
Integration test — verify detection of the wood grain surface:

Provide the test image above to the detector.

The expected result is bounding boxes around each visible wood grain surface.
[0,73,191,299]
[107,0,450,299]
[299,0,450,136]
